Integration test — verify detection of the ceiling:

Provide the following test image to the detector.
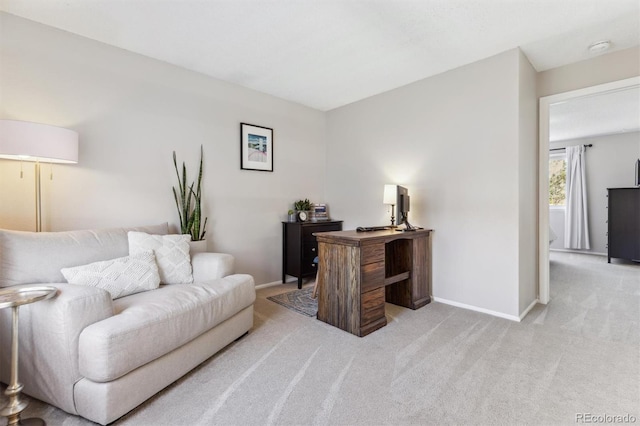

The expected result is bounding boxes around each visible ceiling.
[1,0,639,112]
[550,85,640,142]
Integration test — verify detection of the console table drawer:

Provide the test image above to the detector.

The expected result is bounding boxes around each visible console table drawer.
[361,287,385,326]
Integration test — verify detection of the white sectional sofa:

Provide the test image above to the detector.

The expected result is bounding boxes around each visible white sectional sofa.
[0,224,256,425]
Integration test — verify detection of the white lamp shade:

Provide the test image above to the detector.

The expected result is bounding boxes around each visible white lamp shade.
[383,184,397,204]
[0,119,78,164]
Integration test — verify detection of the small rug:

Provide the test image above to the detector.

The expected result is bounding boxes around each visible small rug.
[267,286,317,317]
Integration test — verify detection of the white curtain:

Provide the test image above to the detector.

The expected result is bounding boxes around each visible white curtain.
[564,145,590,249]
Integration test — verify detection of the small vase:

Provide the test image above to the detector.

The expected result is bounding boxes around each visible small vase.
[288,213,296,222]
[189,240,207,254]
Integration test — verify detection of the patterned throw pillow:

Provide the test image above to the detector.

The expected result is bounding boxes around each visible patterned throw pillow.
[127,232,193,284]
[61,251,160,299]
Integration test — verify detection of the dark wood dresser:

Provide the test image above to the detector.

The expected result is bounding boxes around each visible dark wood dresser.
[282,220,343,288]
[607,187,640,263]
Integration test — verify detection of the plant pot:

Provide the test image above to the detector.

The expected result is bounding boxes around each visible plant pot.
[188,240,207,254]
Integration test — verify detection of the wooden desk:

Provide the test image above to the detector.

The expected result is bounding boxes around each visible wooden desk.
[315,229,432,337]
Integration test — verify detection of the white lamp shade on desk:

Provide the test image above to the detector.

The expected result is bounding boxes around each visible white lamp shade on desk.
[383,184,397,204]
[0,119,78,164]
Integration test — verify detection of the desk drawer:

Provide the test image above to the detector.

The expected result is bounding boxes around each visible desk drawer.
[361,261,384,293]
[361,244,384,265]
[361,287,385,326]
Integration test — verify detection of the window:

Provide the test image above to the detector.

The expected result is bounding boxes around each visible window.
[549,155,566,206]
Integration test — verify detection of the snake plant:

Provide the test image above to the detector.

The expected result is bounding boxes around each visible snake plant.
[172,146,208,241]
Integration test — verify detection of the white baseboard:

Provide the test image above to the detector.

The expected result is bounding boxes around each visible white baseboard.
[255,279,297,290]
[519,299,539,320]
[433,297,526,322]
[259,284,540,321]
[433,297,540,322]
[550,248,606,257]
[255,280,283,290]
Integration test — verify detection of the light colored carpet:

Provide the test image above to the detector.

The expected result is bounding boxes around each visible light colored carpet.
[1,251,638,425]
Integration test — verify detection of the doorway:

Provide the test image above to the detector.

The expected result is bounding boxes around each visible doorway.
[538,76,640,304]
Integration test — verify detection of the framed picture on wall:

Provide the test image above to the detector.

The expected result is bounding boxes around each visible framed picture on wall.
[240,123,273,172]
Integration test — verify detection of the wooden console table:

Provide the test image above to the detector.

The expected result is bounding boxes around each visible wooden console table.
[315,229,432,337]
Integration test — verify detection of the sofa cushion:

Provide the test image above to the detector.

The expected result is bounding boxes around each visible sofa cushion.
[0,224,168,288]
[61,251,160,299]
[78,274,255,382]
[128,232,193,284]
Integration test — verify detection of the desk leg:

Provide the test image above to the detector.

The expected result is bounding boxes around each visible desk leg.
[409,232,431,309]
[385,233,431,309]
[316,243,364,336]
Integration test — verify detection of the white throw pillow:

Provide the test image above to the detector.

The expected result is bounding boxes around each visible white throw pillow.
[61,251,160,299]
[128,231,193,284]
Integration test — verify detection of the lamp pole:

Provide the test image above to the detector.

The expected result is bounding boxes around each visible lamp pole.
[390,204,396,227]
[35,161,42,232]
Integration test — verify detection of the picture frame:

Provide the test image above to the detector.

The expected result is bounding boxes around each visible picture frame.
[310,203,330,221]
[240,123,273,172]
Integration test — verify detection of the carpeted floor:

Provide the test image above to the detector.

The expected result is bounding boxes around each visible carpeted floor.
[1,251,638,425]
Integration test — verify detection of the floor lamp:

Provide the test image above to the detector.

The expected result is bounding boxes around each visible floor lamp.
[0,120,79,232]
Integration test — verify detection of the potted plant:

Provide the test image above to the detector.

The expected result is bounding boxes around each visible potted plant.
[293,198,313,222]
[287,209,296,222]
[173,145,208,252]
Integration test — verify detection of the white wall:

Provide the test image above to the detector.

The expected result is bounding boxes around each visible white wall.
[4,13,633,316]
[0,13,326,285]
[517,51,538,313]
[549,131,640,254]
[326,48,536,319]
[538,46,640,98]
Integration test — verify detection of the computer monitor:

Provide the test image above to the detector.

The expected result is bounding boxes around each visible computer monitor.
[396,185,416,231]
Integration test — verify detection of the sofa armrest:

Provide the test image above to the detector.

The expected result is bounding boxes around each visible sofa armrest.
[191,252,235,281]
[0,283,113,415]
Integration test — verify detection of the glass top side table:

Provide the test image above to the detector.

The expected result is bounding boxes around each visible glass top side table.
[0,285,57,426]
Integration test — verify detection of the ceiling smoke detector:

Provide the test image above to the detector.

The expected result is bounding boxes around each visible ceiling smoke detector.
[588,40,611,53]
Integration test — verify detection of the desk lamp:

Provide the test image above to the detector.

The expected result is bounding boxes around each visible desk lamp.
[0,119,79,231]
[383,184,397,227]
